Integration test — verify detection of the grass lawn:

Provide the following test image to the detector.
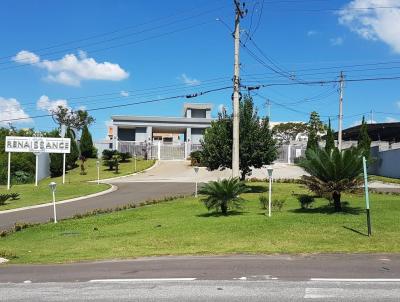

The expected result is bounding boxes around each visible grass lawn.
[370,175,400,185]
[1,182,399,264]
[0,158,155,211]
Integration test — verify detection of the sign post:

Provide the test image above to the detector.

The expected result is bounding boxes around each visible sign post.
[362,156,372,236]
[62,153,66,184]
[194,166,199,197]
[49,182,57,223]
[7,152,11,190]
[96,160,100,185]
[34,153,40,186]
[267,167,274,217]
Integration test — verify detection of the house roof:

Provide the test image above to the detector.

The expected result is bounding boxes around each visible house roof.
[335,122,400,142]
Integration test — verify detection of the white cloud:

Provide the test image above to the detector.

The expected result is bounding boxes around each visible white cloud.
[338,0,400,53]
[0,97,32,125]
[120,90,129,97]
[385,116,399,122]
[12,50,129,86]
[330,36,344,46]
[178,73,201,86]
[36,95,68,112]
[12,50,40,64]
[307,30,318,36]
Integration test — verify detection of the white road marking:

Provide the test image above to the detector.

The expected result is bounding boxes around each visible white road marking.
[310,278,400,282]
[304,288,338,299]
[88,278,197,283]
[23,280,32,284]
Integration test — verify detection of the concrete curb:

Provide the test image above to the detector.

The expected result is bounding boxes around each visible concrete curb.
[92,160,160,183]
[0,184,118,215]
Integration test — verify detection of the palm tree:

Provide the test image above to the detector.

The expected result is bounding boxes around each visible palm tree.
[198,178,250,215]
[299,147,364,212]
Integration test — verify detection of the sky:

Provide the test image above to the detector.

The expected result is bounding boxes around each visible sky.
[0,0,400,140]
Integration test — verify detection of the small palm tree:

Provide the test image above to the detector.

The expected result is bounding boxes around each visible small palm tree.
[299,147,364,212]
[198,178,250,215]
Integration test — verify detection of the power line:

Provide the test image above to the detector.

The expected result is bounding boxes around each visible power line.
[0,86,232,123]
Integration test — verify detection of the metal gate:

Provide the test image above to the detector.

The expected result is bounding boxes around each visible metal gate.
[160,143,185,160]
[117,141,186,160]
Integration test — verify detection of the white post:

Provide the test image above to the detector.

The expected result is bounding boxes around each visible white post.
[62,153,66,184]
[268,177,272,217]
[184,142,188,160]
[134,154,137,172]
[7,152,11,190]
[194,167,199,197]
[158,141,161,160]
[35,153,39,186]
[97,164,100,185]
[287,144,291,164]
[52,190,57,223]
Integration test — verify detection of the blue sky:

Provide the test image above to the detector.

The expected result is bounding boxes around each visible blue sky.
[1,0,400,140]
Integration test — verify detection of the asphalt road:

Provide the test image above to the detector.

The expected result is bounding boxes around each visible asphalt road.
[0,182,196,231]
[2,280,400,301]
[1,255,400,301]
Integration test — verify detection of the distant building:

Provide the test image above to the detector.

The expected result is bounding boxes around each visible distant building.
[109,103,214,145]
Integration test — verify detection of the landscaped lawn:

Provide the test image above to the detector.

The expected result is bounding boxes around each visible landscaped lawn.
[0,158,155,211]
[370,175,400,185]
[1,182,399,264]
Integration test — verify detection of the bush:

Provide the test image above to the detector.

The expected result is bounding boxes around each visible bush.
[190,150,203,166]
[119,152,131,162]
[269,199,285,212]
[49,153,63,177]
[13,171,33,184]
[102,149,118,161]
[297,194,315,209]
[80,125,96,158]
[259,195,268,209]
[9,193,20,200]
[66,128,79,170]
[0,194,10,206]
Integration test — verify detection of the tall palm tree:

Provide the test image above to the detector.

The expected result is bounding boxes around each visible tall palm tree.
[198,178,249,215]
[299,147,364,212]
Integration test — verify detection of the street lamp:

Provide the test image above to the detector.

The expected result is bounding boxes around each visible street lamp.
[96,160,100,185]
[49,182,57,223]
[267,167,274,217]
[194,166,200,197]
[133,153,137,173]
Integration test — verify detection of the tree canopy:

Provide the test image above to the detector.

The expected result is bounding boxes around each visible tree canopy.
[201,95,277,180]
[325,118,335,153]
[306,111,325,151]
[51,106,95,130]
[272,122,307,144]
[357,116,371,160]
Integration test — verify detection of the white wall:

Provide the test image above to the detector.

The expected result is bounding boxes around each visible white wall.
[37,153,50,181]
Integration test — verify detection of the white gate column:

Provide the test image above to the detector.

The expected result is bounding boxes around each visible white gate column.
[157,141,161,160]
[287,144,291,164]
[7,152,11,190]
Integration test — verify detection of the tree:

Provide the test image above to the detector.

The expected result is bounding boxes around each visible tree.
[306,111,324,151]
[51,106,95,130]
[325,118,335,153]
[80,125,96,158]
[66,128,79,170]
[201,95,277,180]
[299,147,364,212]
[357,116,371,160]
[272,122,308,144]
[198,178,250,215]
[49,153,63,177]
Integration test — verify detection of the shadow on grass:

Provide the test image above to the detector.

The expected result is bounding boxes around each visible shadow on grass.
[245,185,267,193]
[290,202,364,215]
[342,226,368,237]
[197,210,245,218]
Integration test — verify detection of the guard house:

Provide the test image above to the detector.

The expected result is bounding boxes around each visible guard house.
[110,103,214,145]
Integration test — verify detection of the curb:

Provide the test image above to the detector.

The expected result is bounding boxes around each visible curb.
[0,184,118,215]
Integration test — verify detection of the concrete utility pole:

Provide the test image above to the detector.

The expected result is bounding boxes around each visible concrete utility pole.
[232,0,245,178]
[338,71,344,151]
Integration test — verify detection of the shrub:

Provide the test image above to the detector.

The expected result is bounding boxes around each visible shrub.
[0,250,17,259]
[13,171,33,184]
[199,178,250,215]
[190,150,203,166]
[66,128,79,170]
[102,149,118,160]
[259,195,268,209]
[0,194,10,206]
[297,194,315,209]
[269,199,285,212]
[9,193,20,200]
[119,152,132,162]
[49,153,63,177]
[79,155,87,175]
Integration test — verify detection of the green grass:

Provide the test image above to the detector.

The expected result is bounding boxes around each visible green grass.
[370,175,400,184]
[0,158,155,211]
[1,183,399,264]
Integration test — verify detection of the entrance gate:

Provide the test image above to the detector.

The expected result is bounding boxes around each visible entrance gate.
[117,141,188,160]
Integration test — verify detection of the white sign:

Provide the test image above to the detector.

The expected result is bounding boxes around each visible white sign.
[5,136,71,154]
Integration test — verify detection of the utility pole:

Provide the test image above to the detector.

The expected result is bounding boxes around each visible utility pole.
[232,0,245,178]
[266,99,271,119]
[370,110,374,124]
[338,71,344,151]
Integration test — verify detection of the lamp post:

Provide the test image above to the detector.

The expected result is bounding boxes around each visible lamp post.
[267,167,274,217]
[134,153,137,173]
[194,166,199,197]
[49,182,57,223]
[96,160,100,185]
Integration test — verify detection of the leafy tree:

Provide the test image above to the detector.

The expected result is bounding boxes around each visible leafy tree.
[325,118,335,153]
[49,153,63,177]
[198,178,250,215]
[306,111,325,151]
[357,116,371,160]
[51,106,95,130]
[299,147,364,212]
[272,122,308,144]
[66,128,79,170]
[201,95,277,180]
[80,125,96,158]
